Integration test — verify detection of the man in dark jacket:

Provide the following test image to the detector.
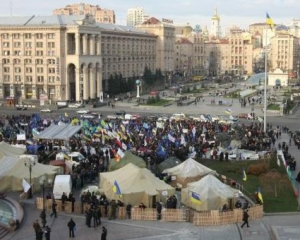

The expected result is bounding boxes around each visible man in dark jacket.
[67,218,76,238]
[241,209,250,228]
[101,226,107,240]
[156,202,162,220]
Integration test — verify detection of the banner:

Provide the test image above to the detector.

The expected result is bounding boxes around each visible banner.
[17,134,26,140]
[22,178,31,193]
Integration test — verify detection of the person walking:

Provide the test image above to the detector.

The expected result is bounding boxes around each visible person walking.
[44,226,51,240]
[50,201,57,218]
[33,219,40,240]
[241,209,250,228]
[101,226,107,240]
[67,218,76,238]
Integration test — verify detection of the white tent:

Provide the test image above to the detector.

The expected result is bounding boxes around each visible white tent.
[0,143,61,192]
[181,174,239,211]
[100,163,175,207]
[36,124,82,140]
[162,158,215,187]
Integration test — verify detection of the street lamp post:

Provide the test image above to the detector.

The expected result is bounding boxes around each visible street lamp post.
[39,175,47,228]
[140,73,143,95]
[23,156,37,199]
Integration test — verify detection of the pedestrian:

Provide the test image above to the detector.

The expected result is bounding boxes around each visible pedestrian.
[101,226,108,240]
[67,218,76,238]
[37,227,44,240]
[44,226,51,240]
[126,203,132,219]
[50,200,57,218]
[241,209,250,228]
[40,209,47,228]
[33,219,40,240]
[156,202,162,220]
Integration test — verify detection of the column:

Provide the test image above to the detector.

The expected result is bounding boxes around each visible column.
[96,35,101,55]
[21,85,25,99]
[10,85,14,97]
[75,68,81,102]
[0,84,3,99]
[83,67,89,100]
[83,34,88,55]
[90,35,95,55]
[96,68,102,98]
[89,67,96,99]
[75,33,81,55]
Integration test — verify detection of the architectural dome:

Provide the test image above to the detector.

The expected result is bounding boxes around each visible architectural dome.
[211,8,220,21]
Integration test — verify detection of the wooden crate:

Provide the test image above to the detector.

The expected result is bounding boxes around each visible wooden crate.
[118,207,126,220]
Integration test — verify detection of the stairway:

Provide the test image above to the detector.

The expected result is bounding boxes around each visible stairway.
[0,226,8,239]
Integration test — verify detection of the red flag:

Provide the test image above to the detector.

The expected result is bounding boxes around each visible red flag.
[115,138,122,148]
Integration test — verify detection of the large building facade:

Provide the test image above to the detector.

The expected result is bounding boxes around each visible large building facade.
[0,15,157,102]
[53,3,115,24]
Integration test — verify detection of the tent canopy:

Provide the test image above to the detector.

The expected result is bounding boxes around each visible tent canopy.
[109,151,146,171]
[155,156,182,175]
[36,124,82,140]
[162,158,214,178]
[0,141,26,158]
[100,163,174,207]
[181,174,239,211]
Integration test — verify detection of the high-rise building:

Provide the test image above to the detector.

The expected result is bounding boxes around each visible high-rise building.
[127,7,149,27]
[53,3,115,23]
[174,37,193,77]
[210,8,221,39]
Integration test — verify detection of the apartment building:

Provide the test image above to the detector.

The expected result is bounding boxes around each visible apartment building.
[0,15,157,102]
[137,17,175,74]
[174,37,193,77]
[127,7,149,27]
[270,33,300,74]
[53,3,115,23]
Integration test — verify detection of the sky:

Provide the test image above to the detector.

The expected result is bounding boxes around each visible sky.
[0,0,298,32]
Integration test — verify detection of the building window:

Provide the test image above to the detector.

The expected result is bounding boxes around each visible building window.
[47,42,55,48]
[25,51,32,56]
[47,33,55,39]
[36,42,43,48]
[25,59,32,64]
[3,51,10,56]
[36,59,43,64]
[48,68,55,74]
[26,76,33,82]
[48,76,55,83]
[47,59,55,64]
[24,33,32,39]
[36,33,43,39]
[14,51,21,56]
[25,42,32,48]
[3,34,9,39]
[37,67,44,73]
[14,67,21,73]
[36,51,43,56]
[47,51,55,56]
[4,75,10,82]
[3,67,10,73]
[13,42,21,47]
[37,76,44,83]
[3,42,9,47]
[13,34,20,39]
[26,67,32,73]
[3,58,10,64]
[14,75,21,82]
[13,59,21,64]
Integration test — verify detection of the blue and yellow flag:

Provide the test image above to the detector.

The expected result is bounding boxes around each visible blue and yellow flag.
[242,168,247,181]
[190,192,201,204]
[258,187,263,203]
[112,180,122,195]
[266,13,274,30]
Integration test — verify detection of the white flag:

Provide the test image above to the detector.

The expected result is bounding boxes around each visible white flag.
[168,134,175,143]
[144,138,147,146]
[22,178,31,193]
[117,148,125,158]
[192,126,196,136]
[181,134,186,146]
[277,156,281,166]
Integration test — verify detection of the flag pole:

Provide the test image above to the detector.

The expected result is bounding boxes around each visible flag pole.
[263,26,268,133]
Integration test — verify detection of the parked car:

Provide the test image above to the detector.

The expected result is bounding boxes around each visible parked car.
[115,110,126,116]
[16,105,27,110]
[40,108,52,113]
[76,109,90,114]
[68,103,82,108]
[80,114,95,119]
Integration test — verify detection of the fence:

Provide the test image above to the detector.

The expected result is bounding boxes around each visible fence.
[193,205,263,226]
[35,198,263,226]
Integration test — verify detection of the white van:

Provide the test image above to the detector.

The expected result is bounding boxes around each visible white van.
[53,175,72,200]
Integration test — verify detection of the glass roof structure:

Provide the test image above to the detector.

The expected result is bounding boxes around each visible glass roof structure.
[246,73,267,86]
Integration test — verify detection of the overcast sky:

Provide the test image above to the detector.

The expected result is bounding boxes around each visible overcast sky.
[0,0,298,31]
